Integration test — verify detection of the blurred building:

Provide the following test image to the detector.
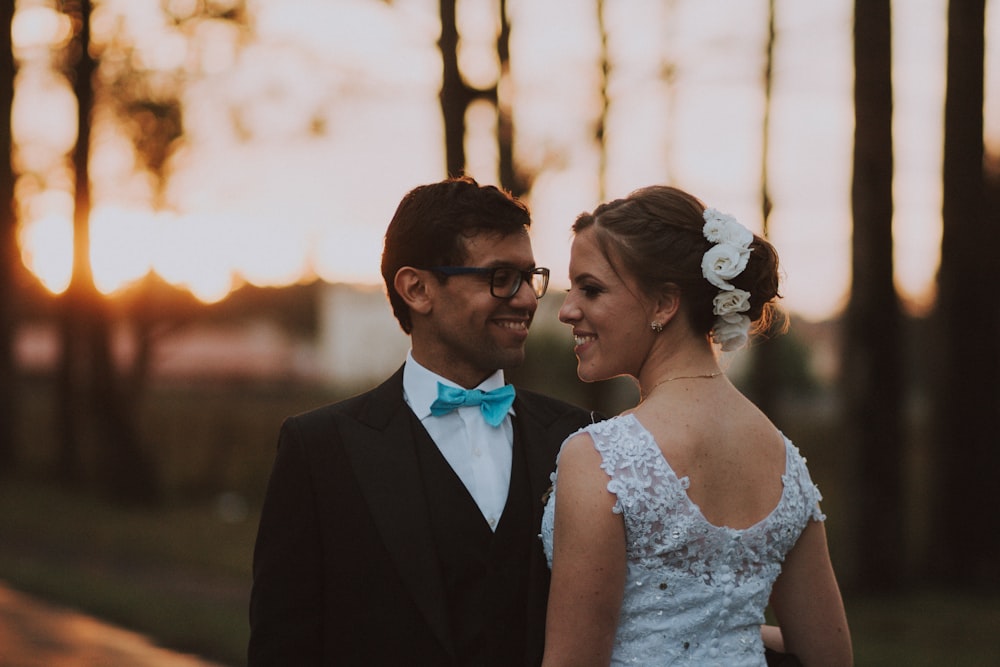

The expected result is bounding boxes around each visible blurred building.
[316,283,409,386]
[14,281,840,390]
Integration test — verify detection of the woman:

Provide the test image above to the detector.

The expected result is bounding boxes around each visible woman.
[540,186,852,666]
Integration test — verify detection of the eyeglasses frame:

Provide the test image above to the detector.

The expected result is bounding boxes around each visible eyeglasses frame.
[425,265,550,299]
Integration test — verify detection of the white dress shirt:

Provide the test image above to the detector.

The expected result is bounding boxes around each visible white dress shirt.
[402,352,514,531]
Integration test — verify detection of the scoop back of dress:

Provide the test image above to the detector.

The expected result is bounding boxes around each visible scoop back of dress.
[541,414,825,667]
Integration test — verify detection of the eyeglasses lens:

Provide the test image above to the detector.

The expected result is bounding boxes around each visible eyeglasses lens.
[529,270,549,298]
[490,268,519,298]
[490,268,548,299]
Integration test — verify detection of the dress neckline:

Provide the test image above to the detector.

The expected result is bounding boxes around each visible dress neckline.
[618,412,791,534]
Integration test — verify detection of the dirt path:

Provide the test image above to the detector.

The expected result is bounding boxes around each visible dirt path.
[0,582,227,667]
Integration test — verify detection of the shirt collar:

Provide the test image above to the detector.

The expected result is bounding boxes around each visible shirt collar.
[402,351,509,420]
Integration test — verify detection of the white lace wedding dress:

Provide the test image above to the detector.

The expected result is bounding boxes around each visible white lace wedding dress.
[541,414,825,666]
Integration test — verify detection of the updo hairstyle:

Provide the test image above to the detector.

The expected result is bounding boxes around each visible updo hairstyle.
[572,185,783,339]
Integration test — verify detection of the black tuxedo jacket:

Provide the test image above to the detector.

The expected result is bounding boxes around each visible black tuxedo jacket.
[248,366,595,666]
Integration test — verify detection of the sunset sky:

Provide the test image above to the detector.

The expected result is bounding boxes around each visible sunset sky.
[11,0,1000,320]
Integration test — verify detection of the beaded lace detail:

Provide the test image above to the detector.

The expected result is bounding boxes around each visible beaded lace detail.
[541,414,825,666]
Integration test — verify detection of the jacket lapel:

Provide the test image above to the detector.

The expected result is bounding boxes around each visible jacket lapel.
[338,367,454,657]
[513,396,567,524]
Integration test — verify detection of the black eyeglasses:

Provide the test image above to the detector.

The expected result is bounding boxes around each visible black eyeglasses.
[427,266,550,299]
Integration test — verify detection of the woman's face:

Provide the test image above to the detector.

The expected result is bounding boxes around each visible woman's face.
[558,227,655,382]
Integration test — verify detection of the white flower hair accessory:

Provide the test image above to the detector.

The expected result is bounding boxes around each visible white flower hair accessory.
[701,208,753,351]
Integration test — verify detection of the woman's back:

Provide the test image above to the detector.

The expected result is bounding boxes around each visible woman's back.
[541,412,825,666]
[631,386,787,531]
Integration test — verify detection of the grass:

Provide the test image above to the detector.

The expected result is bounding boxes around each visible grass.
[3,478,1000,666]
[847,589,1000,665]
[0,478,257,666]
[3,377,337,665]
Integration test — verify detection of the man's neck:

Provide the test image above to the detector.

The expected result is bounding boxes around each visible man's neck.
[407,350,501,390]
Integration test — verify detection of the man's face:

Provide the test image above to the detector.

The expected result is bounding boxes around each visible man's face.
[416,230,540,388]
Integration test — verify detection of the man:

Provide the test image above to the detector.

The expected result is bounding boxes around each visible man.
[248,176,596,666]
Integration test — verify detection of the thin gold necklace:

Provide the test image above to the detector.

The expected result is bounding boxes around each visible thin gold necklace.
[647,370,723,395]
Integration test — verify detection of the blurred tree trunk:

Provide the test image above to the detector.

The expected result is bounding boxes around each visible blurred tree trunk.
[931,0,997,584]
[0,0,16,470]
[55,0,93,486]
[438,0,509,186]
[595,0,608,204]
[495,0,525,196]
[577,0,617,417]
[58,0,159,504]
[844,0,904,590]
[439,0,464,176]
[745,0,781,419]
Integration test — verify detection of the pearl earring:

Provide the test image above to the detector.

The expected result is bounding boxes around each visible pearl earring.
[650,321,664,333]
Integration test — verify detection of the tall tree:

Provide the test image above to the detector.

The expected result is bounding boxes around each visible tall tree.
[574,0,617,417]
[745,0,781,419]
[844,0,904,589]
[932,0,997,584]
[46,0,250,502]
[595,0,609,204]
[55,0,94,487]
[495,0,524,195]
[438,0,463,176]
[56,0,159,503]
[0,0,16,470]
[438,0,523,193]
[97,0,250,411]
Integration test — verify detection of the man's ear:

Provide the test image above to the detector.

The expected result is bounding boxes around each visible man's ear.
[394,267,434,316]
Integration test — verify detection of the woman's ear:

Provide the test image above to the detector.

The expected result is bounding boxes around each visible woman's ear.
[394,267,434,316]
[652,284,682,327]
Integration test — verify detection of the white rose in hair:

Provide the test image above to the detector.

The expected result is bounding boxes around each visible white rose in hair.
[701,244,750,291]
[713,288,751,316]
[702,209,731,243]
[711,314,751,351]
[702,207,754,351]
[703,209,753,248]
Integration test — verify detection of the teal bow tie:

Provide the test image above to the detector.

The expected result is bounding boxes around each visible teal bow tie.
[429,382,516,427]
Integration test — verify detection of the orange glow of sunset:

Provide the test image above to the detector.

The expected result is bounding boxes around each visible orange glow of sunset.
[20,207,253,304]
[10,0,1000,320]
[18,208,231,303]
[19,213,73,295]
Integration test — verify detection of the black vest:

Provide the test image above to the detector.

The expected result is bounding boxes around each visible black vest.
[414,426,538,667]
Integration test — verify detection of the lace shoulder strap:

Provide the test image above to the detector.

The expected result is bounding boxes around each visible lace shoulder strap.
[782,436,826,523]
[579,415,673,517]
